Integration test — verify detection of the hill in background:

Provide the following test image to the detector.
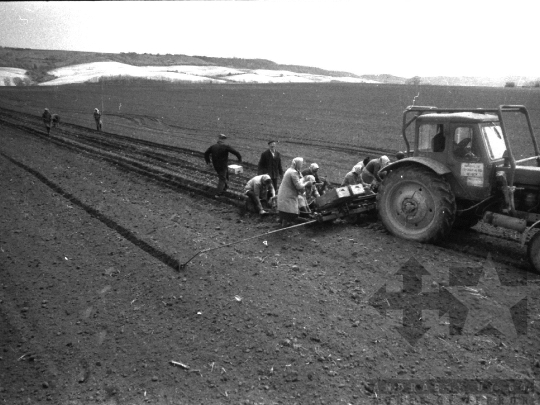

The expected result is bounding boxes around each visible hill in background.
[0,47,367,85]
[0,47,538,87]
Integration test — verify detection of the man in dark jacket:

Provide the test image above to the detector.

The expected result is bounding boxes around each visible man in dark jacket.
[257,141,284,192]
[204,134,242,197]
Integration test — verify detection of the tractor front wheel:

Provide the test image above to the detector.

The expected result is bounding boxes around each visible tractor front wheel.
[377,164,456,243]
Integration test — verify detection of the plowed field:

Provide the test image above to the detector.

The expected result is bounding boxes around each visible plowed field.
[1,83,540,404]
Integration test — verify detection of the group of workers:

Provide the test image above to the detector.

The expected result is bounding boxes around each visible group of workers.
[41,107,103,134]
[205,133,404,227]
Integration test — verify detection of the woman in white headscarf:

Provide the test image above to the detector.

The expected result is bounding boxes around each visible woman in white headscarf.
[341,164,368,187]
[298,175,320,213]
[277,157,310,226]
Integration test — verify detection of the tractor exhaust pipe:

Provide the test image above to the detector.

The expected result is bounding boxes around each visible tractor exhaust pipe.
[483,211,526,233]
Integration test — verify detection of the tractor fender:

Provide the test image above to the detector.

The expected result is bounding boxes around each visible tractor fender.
[380,157,452,176]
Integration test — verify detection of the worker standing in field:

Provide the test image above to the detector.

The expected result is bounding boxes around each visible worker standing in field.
[93,108,102,131]
[204,134,242,197]
[277,157,311,226]
[244,174,275,215]
[361,155,390,191]
[42,108,52,135]
[257,140,284,193]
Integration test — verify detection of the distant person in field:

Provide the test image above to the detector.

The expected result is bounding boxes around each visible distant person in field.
[204,133,242,197]
[257,140,284,193]
[93,108,102,131]
[51,114,60,128]
[361,155,390,191]
[42,108,52,135]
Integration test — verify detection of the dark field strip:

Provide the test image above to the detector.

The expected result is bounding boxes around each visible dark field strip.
[0,150,182,271]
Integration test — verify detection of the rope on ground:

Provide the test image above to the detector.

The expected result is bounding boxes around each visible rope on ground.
[177,219,317,270]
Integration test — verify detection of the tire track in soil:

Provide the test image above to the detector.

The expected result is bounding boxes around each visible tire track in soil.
[0,150,181,271]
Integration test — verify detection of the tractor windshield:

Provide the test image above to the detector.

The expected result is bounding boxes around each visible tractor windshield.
[481,123,506,160]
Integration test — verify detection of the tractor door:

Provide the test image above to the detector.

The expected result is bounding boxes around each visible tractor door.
[447,123,493,200]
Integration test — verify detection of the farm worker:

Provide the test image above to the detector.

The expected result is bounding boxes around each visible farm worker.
[93,108,102,131]
[277,157,311,226]
[42,108,52,135]
[51,114,60,127]
[244,174,275,215]
[396,151,405,160]
[341,164,368,187]
[301,163,330,195]
[257,140,284,193]
[204,133,242,197]
[361,155,390,191]
[352,156,371,173]
[298,175,320,213]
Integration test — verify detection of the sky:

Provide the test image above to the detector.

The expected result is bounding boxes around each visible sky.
[1,0,539,79]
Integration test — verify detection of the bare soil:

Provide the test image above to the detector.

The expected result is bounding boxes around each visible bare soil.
[1,93,540,404]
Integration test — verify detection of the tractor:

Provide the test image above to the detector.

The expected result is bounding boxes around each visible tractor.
[377,105,540,272]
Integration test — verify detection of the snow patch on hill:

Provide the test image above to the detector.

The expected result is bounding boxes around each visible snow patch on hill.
[41,62,231,86]
[0,67,30,86]
[26,61,378,86]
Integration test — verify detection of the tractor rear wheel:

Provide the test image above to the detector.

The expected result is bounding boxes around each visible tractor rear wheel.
[377,164,456,243]
[527,231,540,273]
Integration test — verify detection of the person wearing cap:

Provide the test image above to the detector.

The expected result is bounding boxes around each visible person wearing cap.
[204,134,242,197]
[396,151,405,160]
[42,108,52,135]
[257,140,284,193]
[341,164,368,187]
[277,157,311,226]
[93,108,102,131]
[361,155,390,192]
[244,174,275,215]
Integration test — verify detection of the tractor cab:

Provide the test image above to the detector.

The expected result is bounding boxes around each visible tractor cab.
[412,111,508,201]
[389,105,540,204]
